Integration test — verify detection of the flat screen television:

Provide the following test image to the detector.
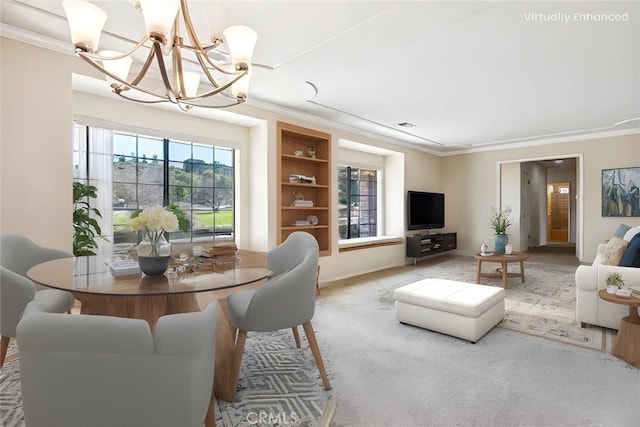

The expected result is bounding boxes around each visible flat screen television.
[407,191,445,230]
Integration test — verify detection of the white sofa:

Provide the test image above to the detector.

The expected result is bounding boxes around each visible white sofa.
[576,242,640,330]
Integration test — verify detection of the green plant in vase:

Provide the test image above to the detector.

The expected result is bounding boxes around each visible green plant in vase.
[489,207,512,254]
[605,272,625,294]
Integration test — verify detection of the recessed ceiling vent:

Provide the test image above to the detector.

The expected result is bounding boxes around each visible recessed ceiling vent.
[397,122,416,128]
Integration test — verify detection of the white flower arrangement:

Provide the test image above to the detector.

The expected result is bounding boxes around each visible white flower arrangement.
[130,206,179,233]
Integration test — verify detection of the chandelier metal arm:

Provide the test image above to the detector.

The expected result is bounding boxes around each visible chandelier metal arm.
[180,0,218,53]
[75,51,165,102]
[180,96,244,109]
[115,91,167,105]
[79,36,148,61]
[130,42,158,87]
[183,69,248,102]
[64,0,256,110]
[153,43,179,103]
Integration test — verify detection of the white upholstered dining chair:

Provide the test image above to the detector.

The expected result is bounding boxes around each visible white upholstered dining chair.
[0,235,75,367]
[226,231,331,398]
[17,299,219,427]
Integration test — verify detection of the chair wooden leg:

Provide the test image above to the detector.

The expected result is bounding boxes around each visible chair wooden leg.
[229,329,247,401]
[315,265,321,296]
[0,336,10,368]
[205,383,215,427]
[292,326,301,348]
[301,321,331,390]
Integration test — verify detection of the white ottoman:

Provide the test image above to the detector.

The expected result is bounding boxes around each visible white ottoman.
[394,278,505,342]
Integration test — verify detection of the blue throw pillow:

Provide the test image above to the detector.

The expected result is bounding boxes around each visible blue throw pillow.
[614,223,631,239]
[620,233,640,267]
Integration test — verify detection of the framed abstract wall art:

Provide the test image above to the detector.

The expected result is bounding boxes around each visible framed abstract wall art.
[602,167,640,217]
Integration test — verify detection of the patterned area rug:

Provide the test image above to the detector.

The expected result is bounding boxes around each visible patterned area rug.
[0,359,22,427]
[0,332,333,427]
[386,255,611,351]
[216,330,333,426]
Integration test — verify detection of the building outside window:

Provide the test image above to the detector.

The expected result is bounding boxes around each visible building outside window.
[338,166,378,239]
[74,124,234,251]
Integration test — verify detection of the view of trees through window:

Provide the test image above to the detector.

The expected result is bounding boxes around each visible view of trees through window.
[338,166,377,239]
[75,126,235,246]
[112,133,234,244]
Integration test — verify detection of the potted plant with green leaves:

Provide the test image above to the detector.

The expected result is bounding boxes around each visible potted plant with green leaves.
[489,207,512,254]
[605,272,625,295]
[73,181,108,256]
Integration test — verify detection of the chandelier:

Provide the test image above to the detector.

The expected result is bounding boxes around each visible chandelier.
[62,0,257,111]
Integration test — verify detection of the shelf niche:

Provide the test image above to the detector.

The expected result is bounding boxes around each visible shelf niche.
[277,122,332,256]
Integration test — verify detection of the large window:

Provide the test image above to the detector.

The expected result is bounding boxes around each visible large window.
[74,125,235,250]
[338,166,378,239]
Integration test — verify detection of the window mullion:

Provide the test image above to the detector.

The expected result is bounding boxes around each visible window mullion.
[163,138,169,206]
[346,166,352,239]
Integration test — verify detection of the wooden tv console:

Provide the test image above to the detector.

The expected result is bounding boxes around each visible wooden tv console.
[406,232,457,265]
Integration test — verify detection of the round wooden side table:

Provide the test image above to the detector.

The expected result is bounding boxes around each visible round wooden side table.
[598,289,640,368]
[474,252,528,289]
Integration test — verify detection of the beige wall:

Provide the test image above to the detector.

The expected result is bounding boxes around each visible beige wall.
[1,38,75,250]
[2,36,638,281]
[0,37,438,282]
[442,134,640,262]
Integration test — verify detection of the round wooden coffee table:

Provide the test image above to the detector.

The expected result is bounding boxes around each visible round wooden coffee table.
[598,289,640,368]
[474,252,528,288]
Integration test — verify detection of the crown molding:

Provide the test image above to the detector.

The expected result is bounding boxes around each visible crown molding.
[3,23,638,157]
[0,23,73,56]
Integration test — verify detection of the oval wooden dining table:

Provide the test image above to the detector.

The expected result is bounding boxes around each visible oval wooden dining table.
[27,251,270,413]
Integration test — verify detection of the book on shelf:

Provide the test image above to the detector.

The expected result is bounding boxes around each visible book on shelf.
[292,200,314,207]
[291,220,311,226]
[288,174,316,184]
[201,241,238,257]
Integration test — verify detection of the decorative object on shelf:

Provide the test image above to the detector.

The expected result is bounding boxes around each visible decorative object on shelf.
[73,181,108,256]
[294,150,304,157]
[289,174,317,184]
[615,288,632,298]
[306,215,319,226]
[480,243,489,254]
[605,272,625,294]
[292,191,313,207]
[489,206,512,254]
[130,205,189,276]
[306,145,316,158]
[505,243,513,255]
[62,0,258,111]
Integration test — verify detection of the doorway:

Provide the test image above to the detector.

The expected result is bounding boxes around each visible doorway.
[547,182,570,243]
[499,155,582,260]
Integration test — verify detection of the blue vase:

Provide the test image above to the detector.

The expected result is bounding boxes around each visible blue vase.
[494,234,508,254]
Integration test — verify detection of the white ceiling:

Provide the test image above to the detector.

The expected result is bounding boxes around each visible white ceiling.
[2,0,639,154]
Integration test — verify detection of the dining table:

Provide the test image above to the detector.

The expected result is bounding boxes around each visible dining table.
[26,250,271,413]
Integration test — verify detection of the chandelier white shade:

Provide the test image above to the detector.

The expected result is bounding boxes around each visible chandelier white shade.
[62,0,257,111]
